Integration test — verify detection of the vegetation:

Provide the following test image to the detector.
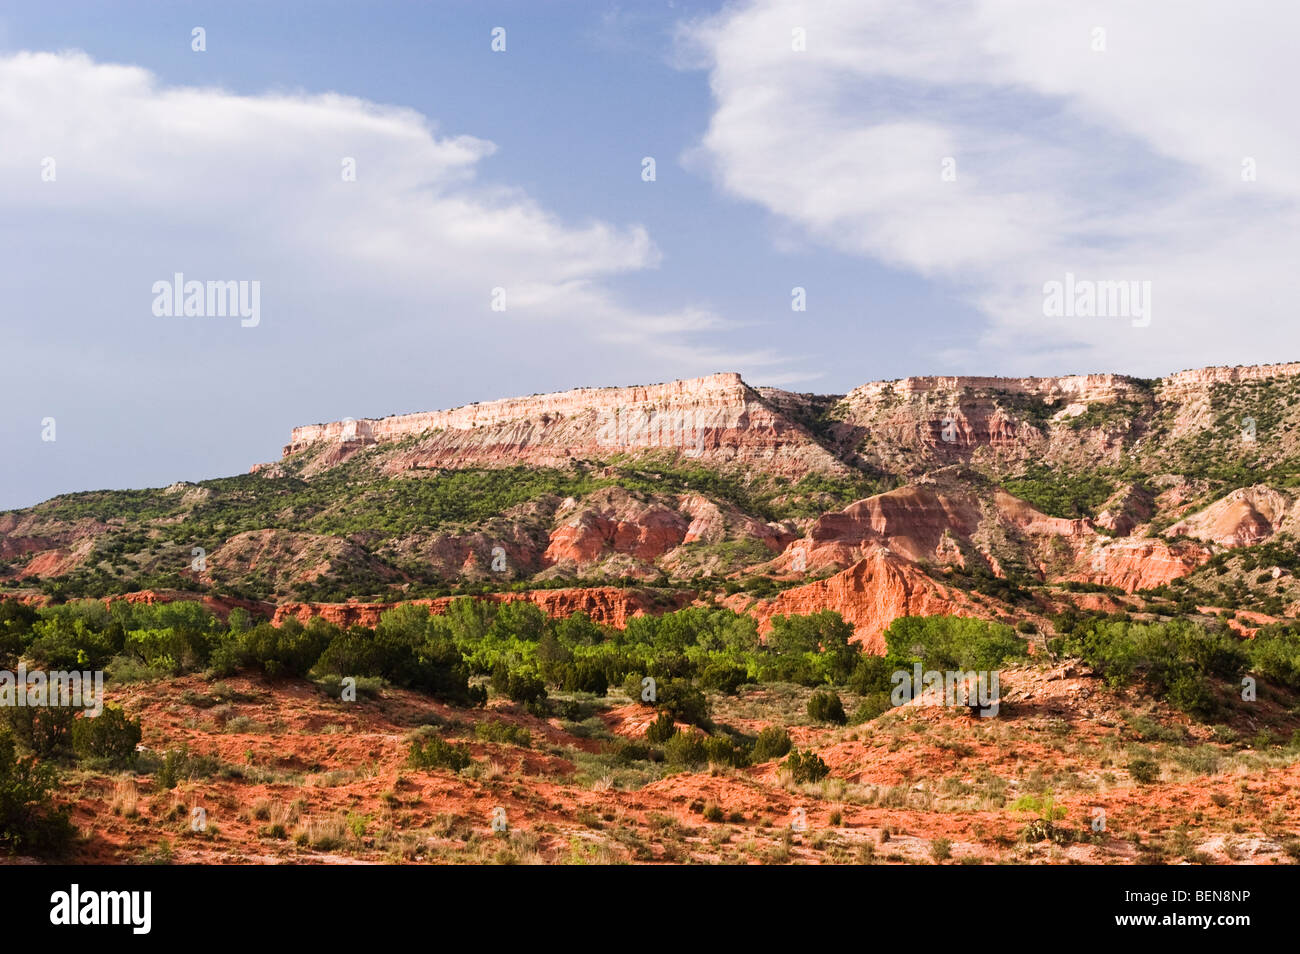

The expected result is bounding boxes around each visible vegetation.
[0,727,74,856]
[784,748,830,783]
[1003,465,1117,519]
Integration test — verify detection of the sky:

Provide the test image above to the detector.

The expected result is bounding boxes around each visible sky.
[2,0,1298,510]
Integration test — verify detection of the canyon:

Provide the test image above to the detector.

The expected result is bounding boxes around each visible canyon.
[4,360,1300,647]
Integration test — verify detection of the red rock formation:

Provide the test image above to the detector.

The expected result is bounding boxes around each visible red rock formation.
[100,589,275,620]
[544,489,690,567]
[770,484,983,572]
[280,372,849,479]
[746,549,988,653]
[1165,486,1298,547]
[272,586,689,630]
[1159,362,1300,393]
[1070,538,1211,591]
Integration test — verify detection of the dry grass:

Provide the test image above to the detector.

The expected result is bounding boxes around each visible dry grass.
[109,776,138,818]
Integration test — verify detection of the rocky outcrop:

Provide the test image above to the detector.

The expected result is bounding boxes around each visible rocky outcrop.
[543,488,690,574]
[539,488,791,579]
[272,586,689,630]
[1095,484,1155,536]
[769,484,984,573]
[282,372,849,480]
[1165,486,1299,547]
[1159,362,1300,394]
[765,482,1208,593]
[1071,538,1211,591]
[207,530,401,588]
[744,549,987,652]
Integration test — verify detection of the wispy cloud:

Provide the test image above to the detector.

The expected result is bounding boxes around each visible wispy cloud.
[681,0,1300,375]
[0,50,763,375]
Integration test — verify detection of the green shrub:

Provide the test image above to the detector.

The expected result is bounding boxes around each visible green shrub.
[1,705,74,759]
[0,728,74,855]
[664,730,709,768]
[71,704,141,768]
[852,691,892,724]
[491,667,548,708]
[703,734,750,768]
[239,618,334,679]
[645,711,678,744]
[699,661,749,695]
[408,734,473,772]
[561,662,609,696]
[655,680,710,728]
[808,689,847,725]
[154,745,221,790]
[883,615,1027,671]
[785,748,830,784]
[1246,625,1300,690]
[474,720,531,747]
[1128,757,1160,784]
[1060,618,1246,719]
[751,725,792,762]
[930,837,952,862]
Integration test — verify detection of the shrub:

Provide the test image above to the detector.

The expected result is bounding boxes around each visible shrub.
[655,680,710,728]
[123,627,214,674]
[474,720,531,747]
[698,661,749,695]
[645,711,678,744]
[808,689,847,725]
[751,725,792,762]
[1246,625,1300,690]
[703,734,750,768]
[561,662,609,696]
[765,611,858,684]
[664,730,710,768]
[491,666,548,708]
[1128,757,1160,784]
[239,618,334,679]
[623,672,653,703]
[785,748,830,784]
[0,728,74,855]
[852,692,892,724]
[883,615,1027,671]
[1,705,74,759]
[1060,618,1247,719]
[408,734,473,772]
[313,630,390,679]
[154,745,221,790]
[71,704,141,768]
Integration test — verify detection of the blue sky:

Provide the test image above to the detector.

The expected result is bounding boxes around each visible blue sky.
[2,1,1297,509]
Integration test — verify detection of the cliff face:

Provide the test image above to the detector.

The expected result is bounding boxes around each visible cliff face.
[828,373,1152,478]
[1159,361,1300,393]
[271,586,688,631]
[744,549,987,652]
[1165,486,1300,547]
[765,481,1209,593]
[5,361,1299,646]
[282,372,849,480]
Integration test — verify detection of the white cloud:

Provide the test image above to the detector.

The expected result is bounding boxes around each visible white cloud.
[0,48,809,509]
[0,50,777,377]
[683,0,1300,374]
